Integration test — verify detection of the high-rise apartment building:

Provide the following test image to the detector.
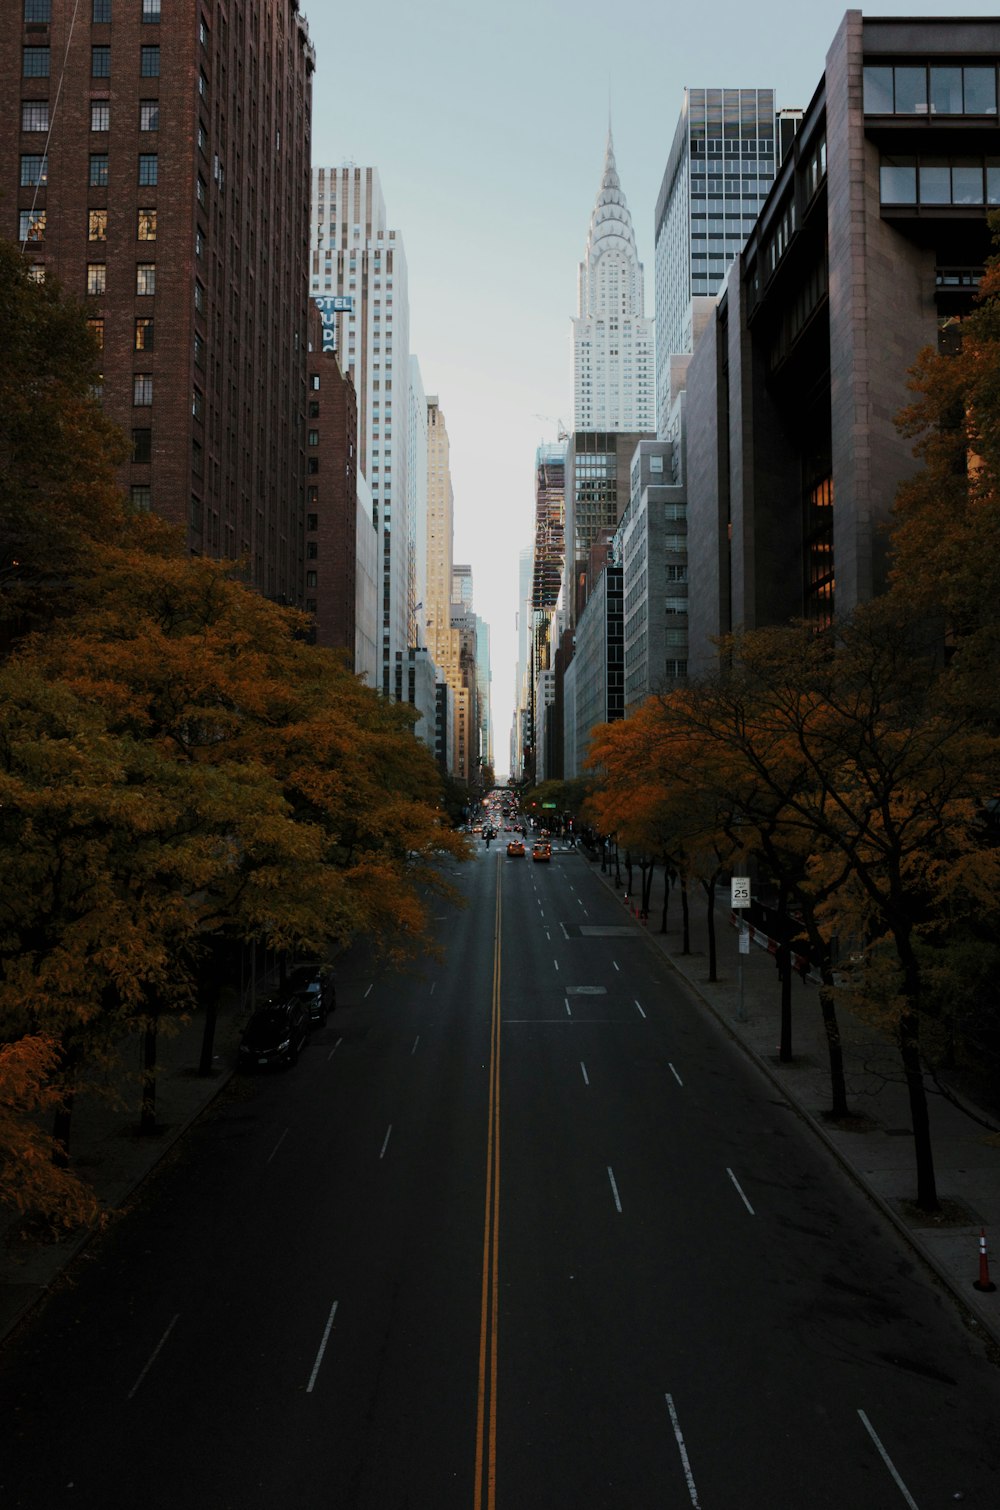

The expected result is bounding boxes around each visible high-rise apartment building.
[654,88,781,432]
[3,0,316,599]
[573,130,655,434]
[310,166,411,695]
[424,396,456,690]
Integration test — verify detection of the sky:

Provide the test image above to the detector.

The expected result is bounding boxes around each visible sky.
[304,0,1000,775]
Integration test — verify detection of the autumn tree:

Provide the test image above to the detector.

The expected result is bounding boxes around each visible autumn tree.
[0,241,129,640]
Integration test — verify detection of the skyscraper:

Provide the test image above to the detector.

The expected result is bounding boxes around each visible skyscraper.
[654,88,783,431]
[3,0,316,601]
[310,165,411,695]
[572,130,655,434]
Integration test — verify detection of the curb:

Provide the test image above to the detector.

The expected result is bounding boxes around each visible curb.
[587,857,1000,1354]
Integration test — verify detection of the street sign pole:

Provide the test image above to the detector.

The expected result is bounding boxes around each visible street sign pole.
[731,878,751,1022]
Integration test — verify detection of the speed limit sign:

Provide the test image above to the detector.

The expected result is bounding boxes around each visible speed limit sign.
[731,877,751,908]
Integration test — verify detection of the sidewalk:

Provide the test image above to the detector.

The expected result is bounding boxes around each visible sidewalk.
[0,983,260,1345]
[588,849,1000,1349]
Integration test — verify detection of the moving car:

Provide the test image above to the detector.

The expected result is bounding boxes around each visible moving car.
[238,998,310,1070]
[507,838,525,857]
[532,841,552,863]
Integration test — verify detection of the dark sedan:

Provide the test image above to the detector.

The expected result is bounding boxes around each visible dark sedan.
[238,998,310,1070]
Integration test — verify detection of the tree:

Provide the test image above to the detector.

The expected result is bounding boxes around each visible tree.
[0,241,129,641]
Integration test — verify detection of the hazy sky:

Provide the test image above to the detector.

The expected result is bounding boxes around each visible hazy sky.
[304,1,998,773]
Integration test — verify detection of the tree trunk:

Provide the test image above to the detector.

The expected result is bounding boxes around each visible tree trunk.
[198,995,218,1077]
[777,882,793,1063]
[659,858,671,935]
[139,1017,158,1135]
[625,850,633,897]
[680,872,691,955]
[705,875,718,981]
[613,842,621,889]
[818,982,849,1120]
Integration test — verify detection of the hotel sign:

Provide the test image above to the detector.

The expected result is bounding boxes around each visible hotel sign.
[313,295,353,351]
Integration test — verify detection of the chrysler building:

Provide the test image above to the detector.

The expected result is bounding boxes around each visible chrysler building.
[572,130,655,433]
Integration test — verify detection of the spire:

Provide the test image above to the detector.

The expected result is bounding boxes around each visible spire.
[578,127,644,318]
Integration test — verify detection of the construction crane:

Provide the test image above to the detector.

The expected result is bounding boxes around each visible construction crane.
[533,414,569,442]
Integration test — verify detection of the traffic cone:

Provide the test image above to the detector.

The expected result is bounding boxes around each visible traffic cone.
[973,1229,996,1292]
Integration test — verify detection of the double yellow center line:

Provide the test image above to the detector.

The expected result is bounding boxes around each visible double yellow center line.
[474,856,502,1510]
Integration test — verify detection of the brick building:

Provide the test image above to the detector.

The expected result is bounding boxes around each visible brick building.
[2,0,315,602]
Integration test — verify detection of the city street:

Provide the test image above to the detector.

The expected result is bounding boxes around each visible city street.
[2,843,999,1509]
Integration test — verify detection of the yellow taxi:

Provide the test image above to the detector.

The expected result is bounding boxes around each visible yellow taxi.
[507,838,526,857]
[531,841,552,863]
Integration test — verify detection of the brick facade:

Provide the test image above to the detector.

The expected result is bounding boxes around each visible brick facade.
[1,0,314,602]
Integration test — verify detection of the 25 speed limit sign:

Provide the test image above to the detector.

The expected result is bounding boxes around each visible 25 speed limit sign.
[731,877,751,908]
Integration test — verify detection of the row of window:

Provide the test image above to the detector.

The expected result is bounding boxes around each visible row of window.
[21,207,157,242]
[22,99,159,132]
[880,153,1000,206]
[23,44,159,77]
[20,152,158,187]
[83,262,157,294]
[864,62,998,117]
[25,0,160,19]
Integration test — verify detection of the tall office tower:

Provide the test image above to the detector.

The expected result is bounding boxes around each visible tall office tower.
[452,563,473,615]
[527,443,566,777]
[513,545,533,780]
[654,88,780,431]
[573,129,655,434]
[408,355,428,650]
[3,0,315,596]
[424,397,456,686]
[310,166,411,695]
[475,617,492,773]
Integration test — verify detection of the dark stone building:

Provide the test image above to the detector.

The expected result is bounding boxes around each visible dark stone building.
[2,0,315,603]
[685,10,1000,671]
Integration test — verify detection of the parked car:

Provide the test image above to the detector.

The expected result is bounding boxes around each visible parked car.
[285,964,335,1024]
[532,841,552,863]
[507,839,525,857]
[238,998,310,1070]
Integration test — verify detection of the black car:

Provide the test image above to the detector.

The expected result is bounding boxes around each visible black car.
[284,964,335,1024]
[238,998,310,1070]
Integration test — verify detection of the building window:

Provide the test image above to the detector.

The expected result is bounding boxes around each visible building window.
[90,101,110,132]
[140,45,160,77]
[89,153,109,187]
[88,208,108,241]
[21,101,49,132]
[132,428,152,463]
[136,262,156,294]
[140,99,159,131]
[137,208,157,240]
[192,388,203,421]
[307,458,319,475]
[133,373,153,406]
[26,264,45,285]
[92,0,111,19]
[91,46,110,78]
[20,154,47,187]
[307,542,318,559]
[194,280,204,313]
[197,175,206,206]
[134,317,154,351]
[19,208,45,243]
[307,514,318,532]
[24,0,52,18]
[138,153,158,186]
[194,332,204,366]
[130,485,152,512]
[308,430,319,446]
[865,62,998,118]
[86,263,106,295]
[142,0,161,19]
[306,571,318,588]
[879,154,917,204]
[87,317,104,349]
[23,48,50,78]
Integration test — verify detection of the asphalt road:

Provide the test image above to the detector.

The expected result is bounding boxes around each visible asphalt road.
[2,841,999,1509]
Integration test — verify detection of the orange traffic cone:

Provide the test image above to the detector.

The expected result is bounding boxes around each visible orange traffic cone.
[973,1228,996,1293]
